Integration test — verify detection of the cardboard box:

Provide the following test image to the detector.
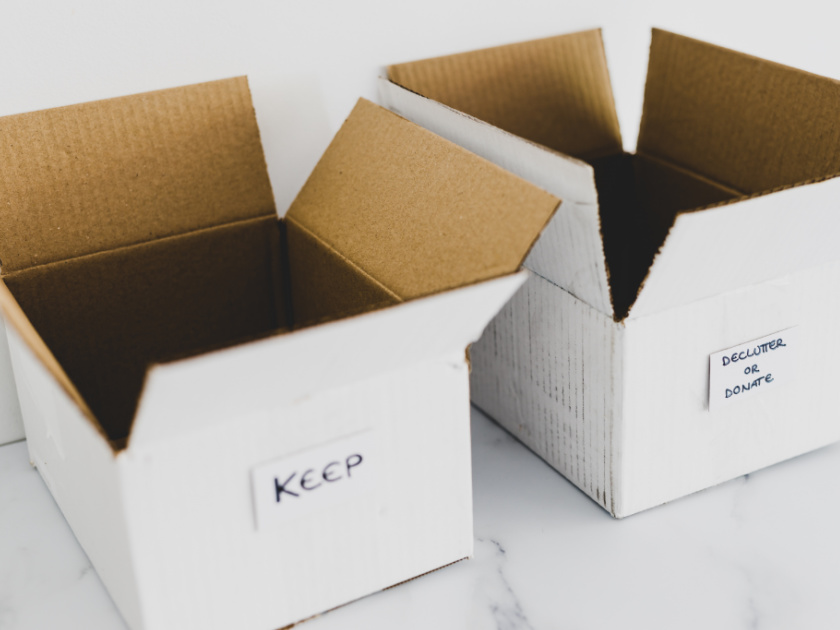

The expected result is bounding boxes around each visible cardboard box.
[380,29,840,517]
[0,78,559,629]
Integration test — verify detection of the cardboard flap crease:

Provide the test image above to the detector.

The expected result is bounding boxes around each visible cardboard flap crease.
[0,84,558,448]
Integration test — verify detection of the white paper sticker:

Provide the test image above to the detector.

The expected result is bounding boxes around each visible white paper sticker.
[251,431,377,530]
[709,327,798,411]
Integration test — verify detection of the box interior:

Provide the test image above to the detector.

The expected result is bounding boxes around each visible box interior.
[4,217,287,443]
[388,28,840,318]
[0,89,559,448]
[589,153,734,316]
[4,210,420,445]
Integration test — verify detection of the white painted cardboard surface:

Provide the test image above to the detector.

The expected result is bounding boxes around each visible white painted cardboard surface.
[5,326,145,627]
[122,357,473,630]
[0,315,24,445]
[620,264,840,516]
[470,271,623,513]
[3,273,527,630]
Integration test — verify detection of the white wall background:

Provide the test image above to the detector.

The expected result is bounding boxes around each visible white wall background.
[1,0,837,214]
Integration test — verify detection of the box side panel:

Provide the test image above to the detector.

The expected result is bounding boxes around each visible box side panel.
[621,261,840,516]
[378,79,612,316]
[4,327,143,628]
[0,315,24,444]
[470,272,622,514]
[120,356,473,630]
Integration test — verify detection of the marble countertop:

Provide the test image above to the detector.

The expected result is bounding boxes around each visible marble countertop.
[2,407,839,630]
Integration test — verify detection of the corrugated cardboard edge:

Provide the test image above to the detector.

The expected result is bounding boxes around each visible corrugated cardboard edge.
[0,279,103,439]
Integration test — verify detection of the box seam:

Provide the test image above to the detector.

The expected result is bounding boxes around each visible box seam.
[1,215,278,280]
[285,215,403,303]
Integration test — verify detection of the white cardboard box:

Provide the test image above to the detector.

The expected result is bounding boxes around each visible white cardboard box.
[380,28,840,517]
[0,79,559,628]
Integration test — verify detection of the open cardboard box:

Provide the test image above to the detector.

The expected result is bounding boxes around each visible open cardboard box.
[380,28,840,517]
[0,78,559,629]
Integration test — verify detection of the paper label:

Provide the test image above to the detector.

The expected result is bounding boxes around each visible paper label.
[709,327,798,411]
[251,431,377,530]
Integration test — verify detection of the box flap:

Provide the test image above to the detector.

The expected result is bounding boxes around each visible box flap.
[379,78,612,315]
[387,29,622,161]
[0,77,275,272]
[2,216,287,443]
[629,176,840,318]
[128,272,528,448]
[285,98,559,302]
[638,29,840,194]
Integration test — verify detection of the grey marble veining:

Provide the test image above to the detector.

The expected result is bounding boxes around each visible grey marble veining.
[2,408,840,629]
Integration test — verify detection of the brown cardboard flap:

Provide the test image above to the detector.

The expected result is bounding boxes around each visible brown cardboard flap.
[286,99,560,303]
[388,30,622,160]
[638,29,840,194]
[0,77,275,272]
